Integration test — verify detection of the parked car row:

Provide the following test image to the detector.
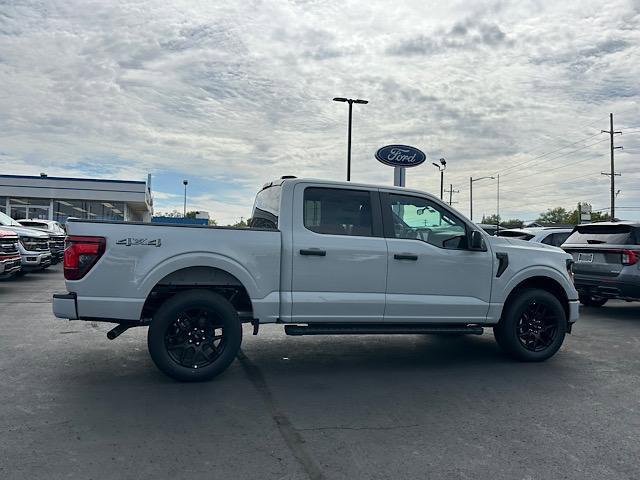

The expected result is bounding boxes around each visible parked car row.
[484,222,640,308]
[0,211,66,279]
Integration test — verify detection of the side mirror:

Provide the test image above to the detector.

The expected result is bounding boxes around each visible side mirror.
[470,230,485,250]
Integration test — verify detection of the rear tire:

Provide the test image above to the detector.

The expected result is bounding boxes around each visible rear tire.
[579,294,608,307]
[147,290,242,382]
[494,289,566,362]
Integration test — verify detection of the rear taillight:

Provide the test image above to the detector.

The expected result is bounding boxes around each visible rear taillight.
[621,249,638,266]
[64,236,106,280]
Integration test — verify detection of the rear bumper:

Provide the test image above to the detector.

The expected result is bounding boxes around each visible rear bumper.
[52,293,144,321]
[52,293,78,319]
[574,273,640,300]
[0,255,22,277]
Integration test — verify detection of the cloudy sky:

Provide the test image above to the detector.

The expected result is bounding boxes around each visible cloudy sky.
[1,0,639,223]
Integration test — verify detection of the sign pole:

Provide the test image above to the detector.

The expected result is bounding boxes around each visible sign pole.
[393,167,405,187]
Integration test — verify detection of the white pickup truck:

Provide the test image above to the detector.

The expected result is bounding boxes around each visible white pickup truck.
[53,177,579,381]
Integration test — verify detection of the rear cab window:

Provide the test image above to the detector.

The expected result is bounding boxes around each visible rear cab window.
[303,187,374,237]
[250,184,281,229]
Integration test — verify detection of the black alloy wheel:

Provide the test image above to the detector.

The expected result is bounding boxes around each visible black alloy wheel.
[493,288,567,362]
[516,302,559,352]
[165,308,226,369]
[148,290,242,382]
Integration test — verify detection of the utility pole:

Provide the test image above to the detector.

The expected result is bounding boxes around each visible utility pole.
[496,174,500,234]
[601,113,622,220]
[469,176,495,222]
[447,184,459,206]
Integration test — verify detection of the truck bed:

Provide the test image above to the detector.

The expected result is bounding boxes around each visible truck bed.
[62,219,282,322]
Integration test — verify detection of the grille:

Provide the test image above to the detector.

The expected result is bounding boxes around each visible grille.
[49,236,65,251]
[0,239,19,256]
[31,240,50,251]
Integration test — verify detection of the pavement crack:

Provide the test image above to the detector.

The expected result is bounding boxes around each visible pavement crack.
[297,424,420,432]
[237,349,326,480]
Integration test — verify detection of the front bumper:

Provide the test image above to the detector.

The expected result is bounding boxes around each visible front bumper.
[50,249,64,264]
[568,300,579,323]
[0,255,22,277]
[53,293,78,319]
[20,252,52,271]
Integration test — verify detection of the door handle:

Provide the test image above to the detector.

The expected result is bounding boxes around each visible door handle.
[394,253,418,261]
[300,248,326,256]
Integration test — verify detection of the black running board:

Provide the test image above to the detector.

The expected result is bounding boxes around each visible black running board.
[284,324,484,336]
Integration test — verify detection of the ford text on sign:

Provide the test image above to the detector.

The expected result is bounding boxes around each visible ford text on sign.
[375,145,426,168]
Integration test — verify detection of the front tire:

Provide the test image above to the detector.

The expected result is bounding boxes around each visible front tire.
[494,289,566,362]
[147,290,242,382]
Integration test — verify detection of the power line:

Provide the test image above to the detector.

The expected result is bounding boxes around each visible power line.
[498,138,609,183]
[495,132,602,177]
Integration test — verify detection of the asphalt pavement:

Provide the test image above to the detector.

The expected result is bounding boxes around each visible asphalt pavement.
[1,265,639,479]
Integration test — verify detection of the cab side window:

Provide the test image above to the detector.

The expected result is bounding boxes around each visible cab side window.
[304,187,373,237]
[386,194,467,249]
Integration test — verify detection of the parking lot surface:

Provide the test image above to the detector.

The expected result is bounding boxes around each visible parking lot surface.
[1,265,639,479]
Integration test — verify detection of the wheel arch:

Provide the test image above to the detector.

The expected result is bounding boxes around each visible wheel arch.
[140,255,260,321]
[501,275,570,323]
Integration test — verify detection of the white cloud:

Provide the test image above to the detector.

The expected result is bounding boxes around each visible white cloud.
[0,0,639,222]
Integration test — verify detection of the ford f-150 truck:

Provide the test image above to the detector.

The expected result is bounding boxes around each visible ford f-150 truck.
[0,211,52,273]
[0,229,22,278]
[53,178,579,381]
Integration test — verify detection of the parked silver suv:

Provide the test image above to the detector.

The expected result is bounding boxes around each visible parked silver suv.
[562,222,640,307]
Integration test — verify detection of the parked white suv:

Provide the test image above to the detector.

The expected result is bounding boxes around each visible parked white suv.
[53,178,579,381]
[497,227,573,247]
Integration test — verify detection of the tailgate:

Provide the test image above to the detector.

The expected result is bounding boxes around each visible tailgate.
[564,248,628,277]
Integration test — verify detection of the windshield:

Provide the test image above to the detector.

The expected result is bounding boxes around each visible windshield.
[249,185,280,229]
[564,224,637,245]
[19,221,49,230]
[0,211,21,227]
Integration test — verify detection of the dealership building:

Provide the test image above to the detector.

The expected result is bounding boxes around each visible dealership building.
[0,174,153,223]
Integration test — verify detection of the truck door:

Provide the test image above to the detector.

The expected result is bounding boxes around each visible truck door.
[290,184,387,322]
[381,192,493,323]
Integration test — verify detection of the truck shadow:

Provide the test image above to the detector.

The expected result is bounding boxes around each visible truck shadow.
[580,302,640,325]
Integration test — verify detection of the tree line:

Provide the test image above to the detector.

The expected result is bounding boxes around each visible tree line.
[481,206,610,228]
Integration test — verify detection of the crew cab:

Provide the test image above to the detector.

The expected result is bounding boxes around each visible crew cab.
[53,178,579,381]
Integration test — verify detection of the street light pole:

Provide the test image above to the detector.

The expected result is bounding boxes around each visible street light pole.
[432,158,446,200]
[183,179,188,217]
[333,97,368,181]
[469,175,495,222]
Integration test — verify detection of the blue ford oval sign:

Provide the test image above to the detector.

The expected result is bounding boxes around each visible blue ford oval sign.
[375,145,426,168]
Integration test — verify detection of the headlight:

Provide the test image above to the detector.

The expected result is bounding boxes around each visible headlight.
[20,237,40,250]
[566,259,574,282]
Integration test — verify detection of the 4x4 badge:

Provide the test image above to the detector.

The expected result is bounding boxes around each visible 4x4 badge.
[116,238,162,247]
